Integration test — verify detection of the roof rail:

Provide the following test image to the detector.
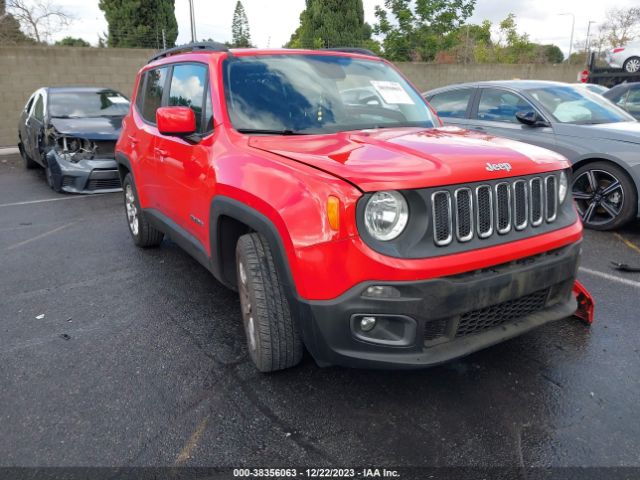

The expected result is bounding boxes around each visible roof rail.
[148,41,229,64]
[322,47,378,57]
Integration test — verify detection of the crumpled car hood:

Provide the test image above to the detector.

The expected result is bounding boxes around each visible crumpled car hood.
[249,126,570,191]
[49,116,123,141]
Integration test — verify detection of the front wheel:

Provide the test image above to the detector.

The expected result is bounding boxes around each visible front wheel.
[236,233,303,372]
[19,141,38,169]
[623,56,640,73]
[572,161,637,230]
[122,173,164,247]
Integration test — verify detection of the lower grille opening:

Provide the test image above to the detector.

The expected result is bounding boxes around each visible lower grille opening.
[87,178,121,190]
[62,176,75,188]
[455,288,550,338]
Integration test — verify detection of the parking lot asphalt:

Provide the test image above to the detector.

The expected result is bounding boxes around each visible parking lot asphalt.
[1,153,640,470]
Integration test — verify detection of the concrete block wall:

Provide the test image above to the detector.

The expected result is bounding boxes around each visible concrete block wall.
[0,46,154,147]
[395,62,579,92]
[0,46,580,146]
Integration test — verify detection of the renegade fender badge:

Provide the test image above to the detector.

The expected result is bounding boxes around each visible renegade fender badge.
[486,162,512,172]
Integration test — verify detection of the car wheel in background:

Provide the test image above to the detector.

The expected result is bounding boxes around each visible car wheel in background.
[236,232,303,372]
[122,173,164,247]
[623,57,640,73]
[572,161,637,230]
[19,141,38,169]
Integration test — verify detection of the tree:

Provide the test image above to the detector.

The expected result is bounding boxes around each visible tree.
[600,7,640,48]
[373,0,476,61]
[284,0,377,51]
[231,1,252,48]
[55,36,90,47]
[6,0,71,43]
[540,44,564,64]
[0,0,35,44]
[98,0,178,49]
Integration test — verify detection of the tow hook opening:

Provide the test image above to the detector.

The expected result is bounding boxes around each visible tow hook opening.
[572,280,595,325]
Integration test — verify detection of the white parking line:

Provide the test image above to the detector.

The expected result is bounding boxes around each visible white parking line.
[6,222,75,250]
[579,267,640,289]
[0,195,105,208]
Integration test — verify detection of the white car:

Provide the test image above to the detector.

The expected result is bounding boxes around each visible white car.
[606,41,640,73]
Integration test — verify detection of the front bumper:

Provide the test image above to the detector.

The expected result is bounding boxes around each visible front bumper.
[47,150,122,194]
[296,241,581,369]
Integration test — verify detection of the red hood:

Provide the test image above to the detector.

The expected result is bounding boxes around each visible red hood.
[248,126,570,192]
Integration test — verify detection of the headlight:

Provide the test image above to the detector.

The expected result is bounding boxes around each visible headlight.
[559,171,568,203]
[364,190,409,241]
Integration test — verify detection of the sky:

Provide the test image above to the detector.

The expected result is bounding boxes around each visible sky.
[47,0,639,57]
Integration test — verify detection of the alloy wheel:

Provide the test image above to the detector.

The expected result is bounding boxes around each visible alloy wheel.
[125,184,139,236]
[238,260,257,352]
[625,58,640,73]
[572,169,624,227]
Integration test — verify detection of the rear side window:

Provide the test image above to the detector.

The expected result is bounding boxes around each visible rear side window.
[33,95,44,121]
[135,74,146,112]
[168,63,208,133]
[25,95,35,113]
[477,88,534,123]
[429,89,473,118]
[141,67,168,124]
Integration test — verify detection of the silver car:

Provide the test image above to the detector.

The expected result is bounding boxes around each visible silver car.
[606,41,640,73]
[424,80,640,230]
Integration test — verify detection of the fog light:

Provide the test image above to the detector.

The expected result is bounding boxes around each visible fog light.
[363,285,401,298]
[360,316,377,332]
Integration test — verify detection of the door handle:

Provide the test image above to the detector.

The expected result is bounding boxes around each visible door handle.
[127,135,139,145]
[473,126,486,131]
[155,148,168,161]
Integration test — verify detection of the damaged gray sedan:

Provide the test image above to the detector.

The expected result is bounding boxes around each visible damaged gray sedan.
[18,87,129,193]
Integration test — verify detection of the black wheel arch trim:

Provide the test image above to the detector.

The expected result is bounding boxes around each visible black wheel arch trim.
[208,196,321,357]
[115,151,133,183]
[209,195,298,297]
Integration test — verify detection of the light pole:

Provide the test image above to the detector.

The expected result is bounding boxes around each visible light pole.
[585,20,596,54]
[188,0,197,43]
[560,13,575,62]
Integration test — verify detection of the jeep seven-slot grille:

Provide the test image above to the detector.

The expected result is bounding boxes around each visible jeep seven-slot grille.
[432,174,559,246]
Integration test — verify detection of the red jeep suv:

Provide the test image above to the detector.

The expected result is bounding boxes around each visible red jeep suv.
[116,43,590,372]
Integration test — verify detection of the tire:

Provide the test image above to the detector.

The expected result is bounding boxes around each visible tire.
[236,233,303,372]
[572,161,637,230]
[19,141,38,169]
[122,173,164,247]
[623,56,640,73]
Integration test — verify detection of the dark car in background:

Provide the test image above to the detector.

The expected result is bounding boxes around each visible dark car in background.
[424,80,640,230]
[18,87,129,193]
[604,82,640,120]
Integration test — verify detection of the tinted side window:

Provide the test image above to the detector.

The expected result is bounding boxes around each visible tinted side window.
[429,89,473,118]
[168,63,208,132]
[141,67,168,123]
[33,95,44,121]
[477,89,534,123]
[135,73,146,112]
[625,88,640,106]
[204,88,214,133]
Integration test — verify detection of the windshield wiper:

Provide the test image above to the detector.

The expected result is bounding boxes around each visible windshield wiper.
[237,128,308,135]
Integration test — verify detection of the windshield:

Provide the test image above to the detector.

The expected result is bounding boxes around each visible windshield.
[526,85,634,124]
[223,54,436,134]
[49,91,130,118]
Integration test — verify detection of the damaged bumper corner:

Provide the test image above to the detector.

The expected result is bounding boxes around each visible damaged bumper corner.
[46,148,122,194]
[573,280,595,325]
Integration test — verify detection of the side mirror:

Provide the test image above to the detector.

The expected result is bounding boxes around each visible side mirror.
[516,110,549,127]
[157,106,196,137]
